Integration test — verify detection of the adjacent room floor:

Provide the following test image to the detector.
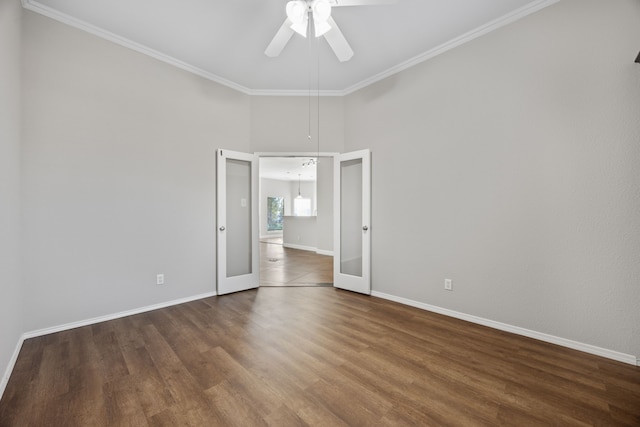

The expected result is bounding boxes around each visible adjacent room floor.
[259,240,333,287]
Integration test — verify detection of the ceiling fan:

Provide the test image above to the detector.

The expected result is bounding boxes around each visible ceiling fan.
[265,0,396,62]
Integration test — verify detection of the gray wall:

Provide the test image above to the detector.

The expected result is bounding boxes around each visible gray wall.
[283,216,317,249]
[344,0,640,356]
[21,10,250,331]
[0,0,24,390]
[250,96,344,153]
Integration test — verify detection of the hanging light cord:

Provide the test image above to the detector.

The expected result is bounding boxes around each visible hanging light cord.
[308,11,312,141]
[317,32,321,159]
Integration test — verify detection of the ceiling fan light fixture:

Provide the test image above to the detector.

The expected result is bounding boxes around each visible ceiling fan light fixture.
[286,0,307,23]
[311,0,332,37]
[314,19,332,37]
[291,20,309,37]
[286,1,309,36]
[312,0,332,21]
[267,0,367,61]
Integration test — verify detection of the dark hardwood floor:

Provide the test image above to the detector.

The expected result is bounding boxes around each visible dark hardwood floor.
[1,288,639,426]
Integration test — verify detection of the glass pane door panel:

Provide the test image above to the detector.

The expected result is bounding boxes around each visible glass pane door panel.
[340,158,363,277]
[226,158,252,277]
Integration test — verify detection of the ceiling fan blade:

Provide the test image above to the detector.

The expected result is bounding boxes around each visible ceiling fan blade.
[323,17,354,62]
[265,18,295,57]
[330,0,397,6]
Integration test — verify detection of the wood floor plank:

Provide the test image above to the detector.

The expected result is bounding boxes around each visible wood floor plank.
[264,404,309,427]
[204,381,267,427]
[1,287,639,426]
[118,347,176,418]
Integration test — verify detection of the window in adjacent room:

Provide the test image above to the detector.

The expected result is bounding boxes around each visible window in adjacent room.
[267,196,284,231]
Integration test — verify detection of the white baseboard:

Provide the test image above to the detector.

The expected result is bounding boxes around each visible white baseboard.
[279,243,333,257]
[371,291,638,366]
[0,335,25,401]
[1,291,213,401]
[283,243,317,252]
[22,291,217,340]
[260,233,283,239]
[316,249,334,256]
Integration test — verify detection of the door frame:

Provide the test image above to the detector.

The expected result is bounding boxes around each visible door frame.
[255,152,340,236]
[256,151,339,272]
[225,151,370,292]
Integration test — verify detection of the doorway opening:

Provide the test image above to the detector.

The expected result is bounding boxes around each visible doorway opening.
[258,154,334,287]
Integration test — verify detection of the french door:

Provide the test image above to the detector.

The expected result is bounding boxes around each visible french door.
[216,149,259,295]
[333,149,371,295]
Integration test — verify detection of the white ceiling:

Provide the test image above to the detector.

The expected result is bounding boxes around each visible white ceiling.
[260,157,317,182]
[23,0,557,95]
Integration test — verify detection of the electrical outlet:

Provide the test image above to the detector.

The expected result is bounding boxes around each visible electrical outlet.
[444,279,452,291]
[157,274,164,285]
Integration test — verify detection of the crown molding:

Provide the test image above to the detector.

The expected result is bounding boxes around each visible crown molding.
[21,0,253,95]
[248,88,346,97]
[343,0,561,95]
[22,0,559,97]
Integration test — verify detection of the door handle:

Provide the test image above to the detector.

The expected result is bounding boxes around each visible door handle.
[219,226,226,231]
[362,226,369,231]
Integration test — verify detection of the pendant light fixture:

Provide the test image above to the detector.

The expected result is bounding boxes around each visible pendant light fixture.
[296,174,303,199]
